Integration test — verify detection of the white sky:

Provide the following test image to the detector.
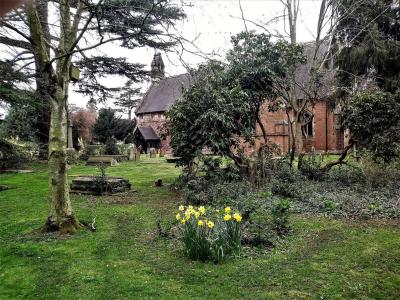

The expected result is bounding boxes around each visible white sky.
[69,0,325,116]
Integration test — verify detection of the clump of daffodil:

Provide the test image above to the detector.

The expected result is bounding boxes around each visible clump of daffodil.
[233,213,242,222]
[198,206,206,215]
[224,214,232,221]
[176,205,242,263]
[185,206,195,219]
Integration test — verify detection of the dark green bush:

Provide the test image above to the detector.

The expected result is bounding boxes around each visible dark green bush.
[66,148,78,165]
[328,164,365,186]
[242,209,275,247]
[80,144,103,161]
[185,177,210,205]
[117,144,130,156]
[298,154,325,180]
[0,138,30,169]
[271,198,291,235]
[104,137,120,155]
[201,156,240,182]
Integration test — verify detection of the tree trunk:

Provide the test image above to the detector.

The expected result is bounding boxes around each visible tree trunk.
[294,120,303,153]
[44,82,79,233]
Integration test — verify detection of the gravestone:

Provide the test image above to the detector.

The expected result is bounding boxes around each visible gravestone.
[149,147,156,158]
[159,149,165,158]
[70,176,131,195]
[86,156,118,166]
[129,145,141,161]
[135,150,141,161]
[129,145,136,160]
[166,157,181,163]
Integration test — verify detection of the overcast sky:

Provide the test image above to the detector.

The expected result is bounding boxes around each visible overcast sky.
[69,0,325,116]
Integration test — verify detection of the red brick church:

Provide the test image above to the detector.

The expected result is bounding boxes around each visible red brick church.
[134,52,345,154]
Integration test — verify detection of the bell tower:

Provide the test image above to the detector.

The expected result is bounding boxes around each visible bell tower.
[150,52,165,82]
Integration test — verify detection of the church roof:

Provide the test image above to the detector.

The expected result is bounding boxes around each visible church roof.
[135,73,192,115]
[136,127,160,141]
[295,41,335,99]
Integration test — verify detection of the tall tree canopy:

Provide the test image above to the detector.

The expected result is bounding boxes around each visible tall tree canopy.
[334,0,400,94]
[113,80,141,120]
[0,0,185,233]
[342,91,400,161]
[93,108,134,143]
[319,0,400,170]
[168,32,303,172]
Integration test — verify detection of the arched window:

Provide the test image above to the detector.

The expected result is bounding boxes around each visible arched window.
[303,111,314,137]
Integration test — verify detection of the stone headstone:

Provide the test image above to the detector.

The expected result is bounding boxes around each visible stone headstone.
[159,149,165,158]
[135,150,141,161]
[149,147,156,158]
[86,156,118,166]
[129,145,136,161]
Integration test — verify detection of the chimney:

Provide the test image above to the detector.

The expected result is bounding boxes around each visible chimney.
[150,52,165,82]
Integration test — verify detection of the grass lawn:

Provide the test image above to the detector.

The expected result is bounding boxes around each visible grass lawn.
[0,158,399,299]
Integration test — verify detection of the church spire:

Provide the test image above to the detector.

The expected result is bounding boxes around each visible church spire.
[150,52,165,82]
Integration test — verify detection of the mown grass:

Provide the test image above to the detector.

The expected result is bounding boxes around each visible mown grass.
[0,157,399,299]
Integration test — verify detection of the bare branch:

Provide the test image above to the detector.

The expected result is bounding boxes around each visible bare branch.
[0,36,32,50]
[238,0,248,33]
[0,20,31,41]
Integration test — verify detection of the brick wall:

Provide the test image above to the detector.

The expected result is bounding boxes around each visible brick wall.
[253,101,344,154]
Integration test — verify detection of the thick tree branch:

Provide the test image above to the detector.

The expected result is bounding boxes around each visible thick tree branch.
[321,142,354,172]
[0,36,32,50]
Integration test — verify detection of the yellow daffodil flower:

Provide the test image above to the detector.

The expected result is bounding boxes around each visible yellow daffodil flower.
[198,206,206,215]
[178,205,185,211]
[207,221,214,228]
[188,205,193,211]
[181,218,186,224]
[225,207,231,213]
[224,214,232,221]
[176,213,181,220]
[194,211,200,218]
[198,220,204,227]
[233,213,242,222]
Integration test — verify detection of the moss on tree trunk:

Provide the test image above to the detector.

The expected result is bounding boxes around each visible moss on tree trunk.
[43,83,79,234]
